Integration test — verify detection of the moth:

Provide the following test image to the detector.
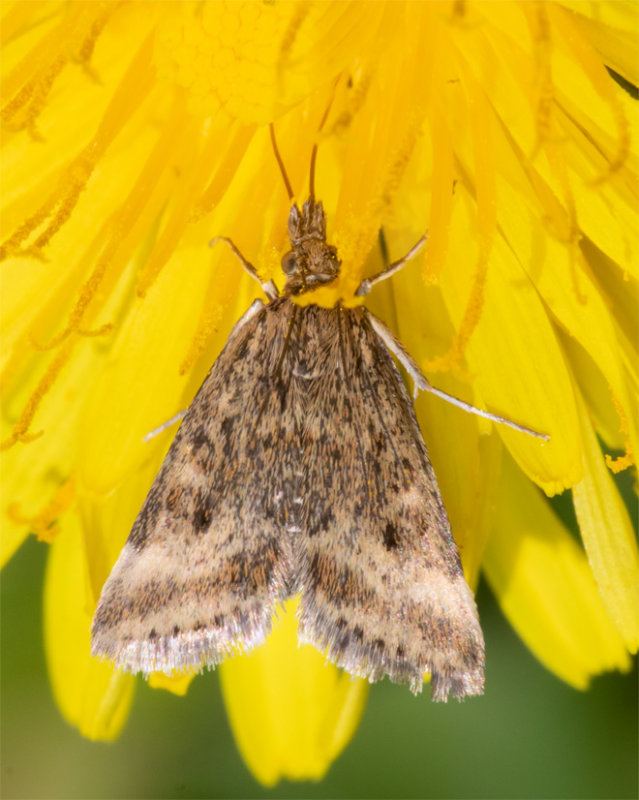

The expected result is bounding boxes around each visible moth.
[91,128,546,701]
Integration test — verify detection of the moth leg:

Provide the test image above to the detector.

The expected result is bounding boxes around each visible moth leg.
[355,233,428,297]
[210,236,279,301]
[144,298,267,444]
[367,312,549,441]
[144,410,186,442]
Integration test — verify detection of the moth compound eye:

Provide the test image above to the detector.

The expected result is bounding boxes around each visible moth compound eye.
[282,251,298,275]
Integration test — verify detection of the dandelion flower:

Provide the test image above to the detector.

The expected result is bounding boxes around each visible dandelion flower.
[1,0,637,786]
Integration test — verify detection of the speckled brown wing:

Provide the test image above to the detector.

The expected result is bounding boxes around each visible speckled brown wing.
[92,295,483,697]
[293,305,485,700]
[91,297,301,675]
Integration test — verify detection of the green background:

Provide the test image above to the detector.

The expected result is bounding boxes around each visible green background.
[2,527,637,800]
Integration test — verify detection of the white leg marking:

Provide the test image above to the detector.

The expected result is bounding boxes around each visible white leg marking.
[368,312,549,441]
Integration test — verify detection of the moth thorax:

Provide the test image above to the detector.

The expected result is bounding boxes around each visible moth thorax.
[282,198,342,297]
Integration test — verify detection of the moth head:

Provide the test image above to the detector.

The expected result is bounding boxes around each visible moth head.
[282,199,341,296]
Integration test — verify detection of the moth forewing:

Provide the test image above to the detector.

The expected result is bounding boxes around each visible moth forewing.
[293,306,484,699]
[91,298,296,674]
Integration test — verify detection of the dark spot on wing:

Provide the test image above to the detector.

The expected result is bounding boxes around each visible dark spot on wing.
[383,521,399,551]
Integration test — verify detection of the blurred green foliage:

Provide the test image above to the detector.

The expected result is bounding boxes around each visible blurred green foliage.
[2,533,637,799]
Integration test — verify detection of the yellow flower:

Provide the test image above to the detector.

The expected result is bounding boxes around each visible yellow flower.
[1,0,637,786]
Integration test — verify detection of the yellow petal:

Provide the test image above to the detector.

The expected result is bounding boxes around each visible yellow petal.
[586,240,639,376]
[43,509,135,741]
[492,152,638,463]
[483,451,630,689]
[76,227,256,498]
[560,332,626,451]
[219,599,368,786]
[391,271,503,590]
[1,330,109,568]
[148,671,196,697]
[558,1,639,85]
[572,394,639,652]
[442,185,581,494]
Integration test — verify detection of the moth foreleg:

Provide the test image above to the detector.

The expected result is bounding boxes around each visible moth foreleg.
[367,312,549,441]
[210,236,279,301]
[355,234,428,297]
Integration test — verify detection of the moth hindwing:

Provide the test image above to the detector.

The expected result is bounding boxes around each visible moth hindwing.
[91,193,485,702]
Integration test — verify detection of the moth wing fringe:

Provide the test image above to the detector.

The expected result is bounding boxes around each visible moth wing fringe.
[91,612,275,677]
[296,604,484,702]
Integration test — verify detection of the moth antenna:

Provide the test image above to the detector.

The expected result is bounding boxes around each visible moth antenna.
[272,90,335,207]
[309,92,335,205]
[269,123,294,202]
[309,142,318,205]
